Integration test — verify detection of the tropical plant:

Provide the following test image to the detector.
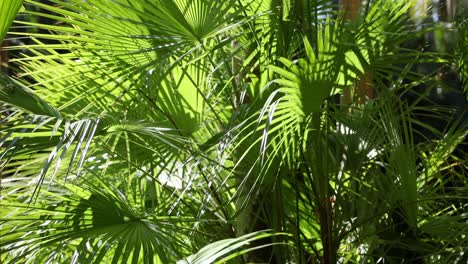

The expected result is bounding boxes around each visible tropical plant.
[0,0,24,42]
[1,0,467,263]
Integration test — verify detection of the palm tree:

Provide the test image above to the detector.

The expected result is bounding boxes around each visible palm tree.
[1,0,467,263]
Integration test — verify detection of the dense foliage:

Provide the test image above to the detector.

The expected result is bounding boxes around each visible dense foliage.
[1,0,467,263]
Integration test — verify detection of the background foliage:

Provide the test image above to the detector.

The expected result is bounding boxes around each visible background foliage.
[1,0,467,263]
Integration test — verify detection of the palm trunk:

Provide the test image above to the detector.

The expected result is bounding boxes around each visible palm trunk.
[0,40,8,72]
[319,198,336,264]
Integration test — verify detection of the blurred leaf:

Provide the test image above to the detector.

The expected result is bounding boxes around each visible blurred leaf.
[0,0,23,42]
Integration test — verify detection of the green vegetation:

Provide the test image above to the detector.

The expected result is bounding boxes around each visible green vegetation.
[0,0,23,41]
[1,0,467,263]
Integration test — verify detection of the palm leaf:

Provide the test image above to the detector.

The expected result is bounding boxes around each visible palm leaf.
[177,230,286,264]
[0,74,60,117]
[0,0,23,42]
[0,173,199,263]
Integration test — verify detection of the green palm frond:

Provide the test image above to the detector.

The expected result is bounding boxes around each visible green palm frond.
[0,174,198,263]
[178,230,287,264]
[1,115,99,201]
[225,20,349,204]
[0,0,23,42]
[270,24,344,116]
[0,74,60,117]
[1,0,467,263]
[7,0,247,120]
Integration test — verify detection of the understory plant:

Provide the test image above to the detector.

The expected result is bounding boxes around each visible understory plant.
[1,0,467,263]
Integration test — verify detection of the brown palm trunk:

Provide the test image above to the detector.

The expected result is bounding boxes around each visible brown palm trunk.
[319,197,337,264]
[0,40,8,72]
